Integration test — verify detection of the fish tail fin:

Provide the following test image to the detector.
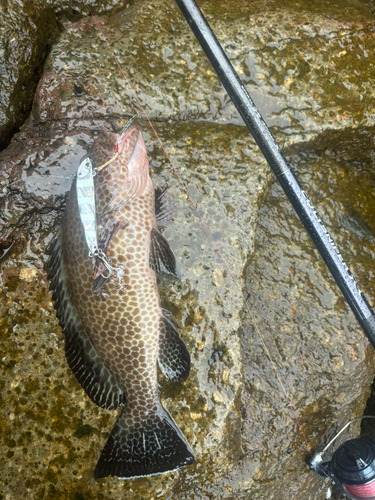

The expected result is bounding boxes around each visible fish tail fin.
[94,402,195,479]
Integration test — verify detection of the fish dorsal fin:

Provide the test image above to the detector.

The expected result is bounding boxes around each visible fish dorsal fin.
[45,230,125,410]
[158,309,190,382]
[155,188,178,229]
[149,228,180,279]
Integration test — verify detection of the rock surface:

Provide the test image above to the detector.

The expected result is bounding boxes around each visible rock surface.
[32,0,375,140]
[0,1,58,149]
[238,125,375,500]
[0,0,375,499]
[0,118,269,498]
[0,0,133,151]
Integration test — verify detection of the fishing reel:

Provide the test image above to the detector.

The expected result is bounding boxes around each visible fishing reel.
[308,417,375,499]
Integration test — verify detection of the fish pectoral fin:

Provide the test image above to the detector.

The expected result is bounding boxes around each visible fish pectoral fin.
[155,188,178,229]
[149,228,180,280]
[45,230,125,410]
[94,402,194,479]
[93,216,129,282]
[158,308,190,382]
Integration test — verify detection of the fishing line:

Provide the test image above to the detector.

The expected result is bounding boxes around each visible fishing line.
[82,1,312,454]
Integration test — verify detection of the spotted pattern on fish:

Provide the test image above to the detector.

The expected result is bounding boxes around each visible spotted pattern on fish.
[45,124,194,479]
[46,230,125,410]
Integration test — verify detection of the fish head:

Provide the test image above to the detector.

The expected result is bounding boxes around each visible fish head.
[93,124,150,214]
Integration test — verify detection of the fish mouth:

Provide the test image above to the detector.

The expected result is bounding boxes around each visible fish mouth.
[115,123,142,155]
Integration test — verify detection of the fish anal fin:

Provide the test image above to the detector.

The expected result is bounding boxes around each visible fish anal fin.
[158,309,190,382]
[94,402,194,479]
[45,230,125,410]
[149,228,180,280]
[155,188,178,229]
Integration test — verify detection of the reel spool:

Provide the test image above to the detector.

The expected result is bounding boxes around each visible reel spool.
[308,417,375,499]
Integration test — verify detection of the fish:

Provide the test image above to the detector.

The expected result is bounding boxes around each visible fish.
[45,123,195,479]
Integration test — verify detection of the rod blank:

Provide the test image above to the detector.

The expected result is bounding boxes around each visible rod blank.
[175,0,375,348]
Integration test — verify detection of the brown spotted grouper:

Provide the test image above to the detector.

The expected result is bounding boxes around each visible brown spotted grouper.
[45,124,194,479]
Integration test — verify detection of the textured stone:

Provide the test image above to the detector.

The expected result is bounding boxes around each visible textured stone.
[0,0,134,151]
[0,0,58,148]
[1,0,375,498]
[32,0,375,141]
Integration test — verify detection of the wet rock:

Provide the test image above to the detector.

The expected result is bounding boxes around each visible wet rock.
[194,125,375,500]
[0,119,113,248]
[1,0,375,498]
[0,1,59,150]
[45,0,135,20]
[33,0,375,141]
[0,118,270,497]
[0,0,134,152]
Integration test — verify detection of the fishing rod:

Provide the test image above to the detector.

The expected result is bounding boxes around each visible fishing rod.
[82,1,374,495]
[174,0,375,350]
[173,1,375,497]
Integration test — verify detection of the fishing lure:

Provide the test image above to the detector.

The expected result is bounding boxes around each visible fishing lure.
[76,158,99,255]
[76,116,139,284]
